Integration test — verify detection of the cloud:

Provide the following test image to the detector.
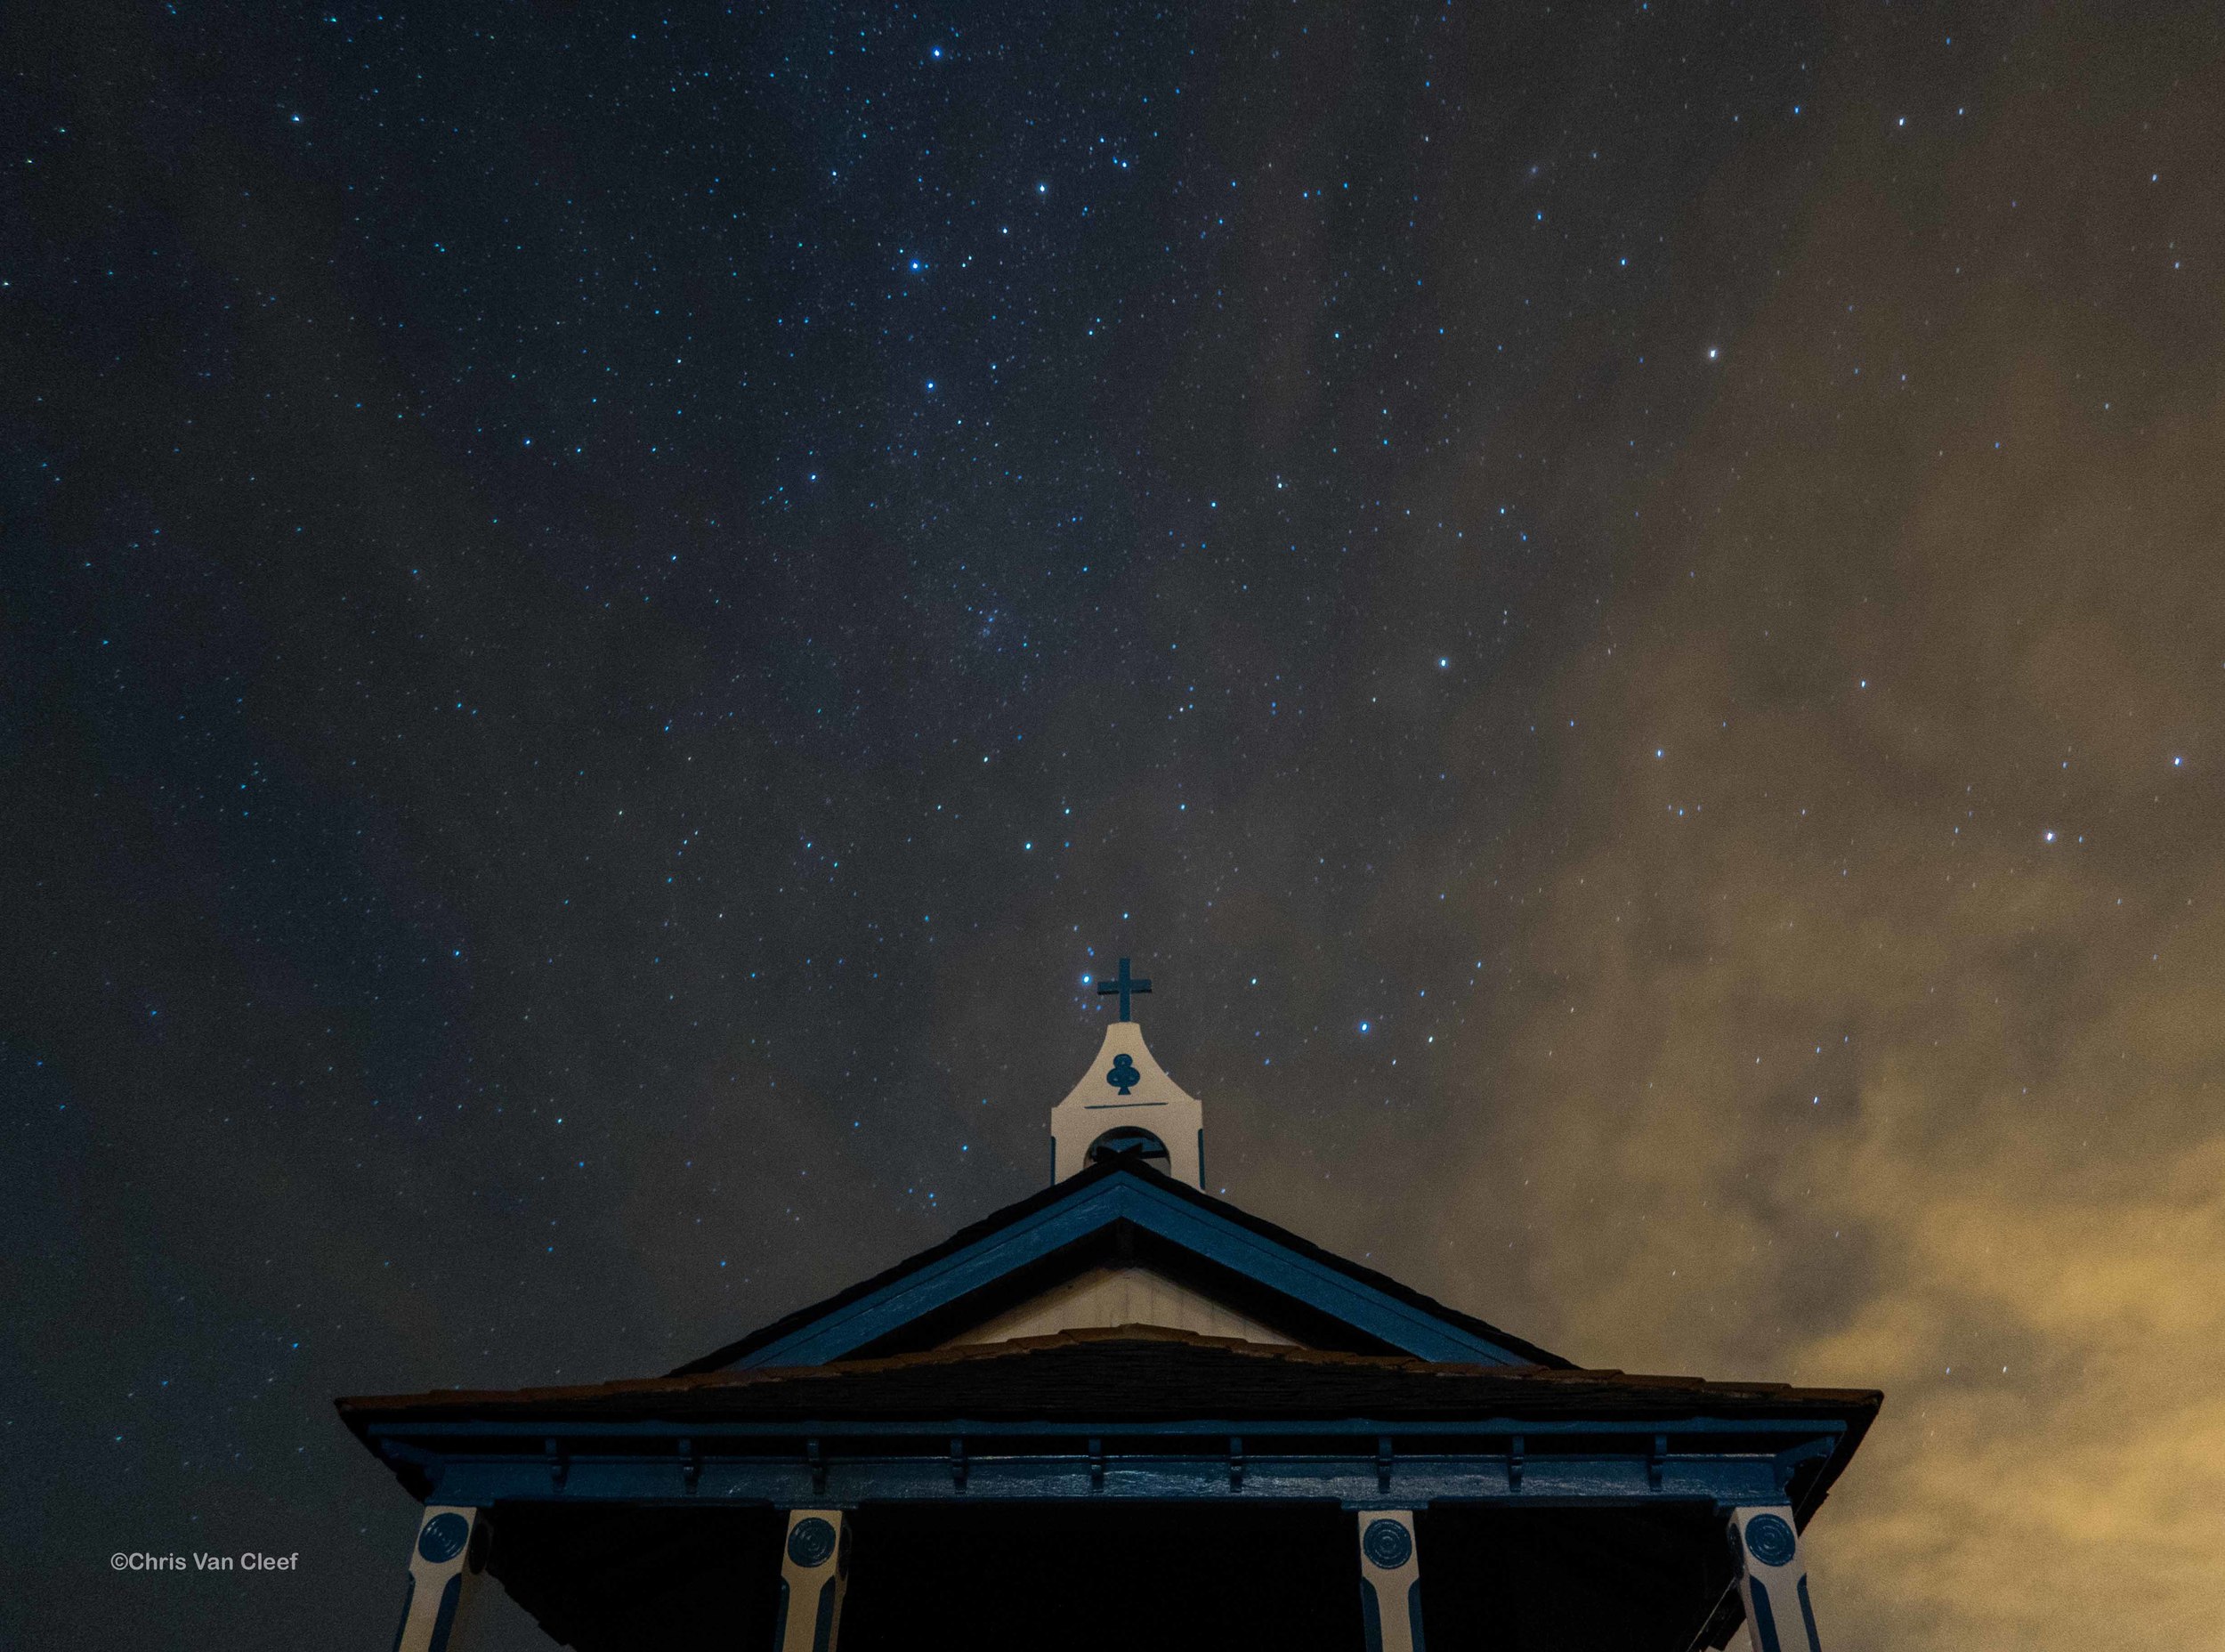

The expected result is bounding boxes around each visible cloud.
[1415,42,2225,1648]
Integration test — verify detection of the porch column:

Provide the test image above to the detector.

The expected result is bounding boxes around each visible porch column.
[392,1504,487,1652]
[1729,1506,1823,1652]
[1355,1509,1424,1652]
[773,1509,852,1652]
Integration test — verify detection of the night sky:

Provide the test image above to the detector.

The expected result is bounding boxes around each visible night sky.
[9,4,2225,1648]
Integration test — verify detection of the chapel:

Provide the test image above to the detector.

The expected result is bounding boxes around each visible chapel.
[341,960,1877,1652]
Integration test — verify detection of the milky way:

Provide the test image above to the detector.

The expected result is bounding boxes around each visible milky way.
[7,5,2222,1648]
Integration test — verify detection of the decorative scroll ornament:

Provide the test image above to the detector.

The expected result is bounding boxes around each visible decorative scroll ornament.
[787,1517,838,1568]
[1363,1518,1413,1570]
[417,1513,470,1565]
[1744,1512,1797,1567]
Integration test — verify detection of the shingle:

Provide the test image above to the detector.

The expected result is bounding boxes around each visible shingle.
[342,1324,1881,1426]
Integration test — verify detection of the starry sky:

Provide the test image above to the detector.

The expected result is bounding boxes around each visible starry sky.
[8,3,2225,1648]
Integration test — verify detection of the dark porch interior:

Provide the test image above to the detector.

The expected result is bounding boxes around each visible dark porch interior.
[486,1499,1740,1651]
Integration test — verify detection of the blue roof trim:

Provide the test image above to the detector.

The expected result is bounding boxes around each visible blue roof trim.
[731,1175,1535,1369]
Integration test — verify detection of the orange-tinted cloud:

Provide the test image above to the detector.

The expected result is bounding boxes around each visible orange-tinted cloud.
[1261,21,2225,1648]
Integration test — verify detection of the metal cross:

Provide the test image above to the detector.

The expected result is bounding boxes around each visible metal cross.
[1097,957,1152,1021]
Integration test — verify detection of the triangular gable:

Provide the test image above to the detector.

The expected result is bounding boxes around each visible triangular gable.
[672,1157,1571,1373]
[940,1264,1299,1348]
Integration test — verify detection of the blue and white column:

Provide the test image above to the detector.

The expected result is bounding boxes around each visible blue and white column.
[1355,1510,1424,1652]
[392,1504,487,1652]
[774,1509,852,1652]
[1729,1506,1823,1652]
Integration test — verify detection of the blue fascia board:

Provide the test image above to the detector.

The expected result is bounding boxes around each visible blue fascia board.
[421,1449,1792,1509]
[371,1417,1843,1510]
[734,1177,1529,1368]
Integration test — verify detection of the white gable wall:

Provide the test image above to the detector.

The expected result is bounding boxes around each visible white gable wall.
[1048,1020,1205,1188]
[938,1264,1299,1348]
